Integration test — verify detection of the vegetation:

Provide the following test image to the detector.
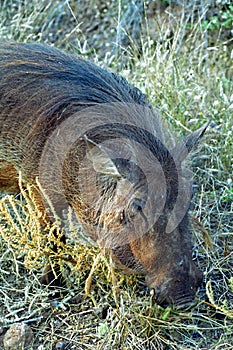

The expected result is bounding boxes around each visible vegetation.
[0,1,232,349]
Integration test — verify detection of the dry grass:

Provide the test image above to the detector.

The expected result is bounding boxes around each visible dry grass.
[0,181,232,349]
[0,1,232,349]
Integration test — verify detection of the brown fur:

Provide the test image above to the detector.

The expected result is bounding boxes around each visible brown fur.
[0,160,19,192]
[0,42,208,307]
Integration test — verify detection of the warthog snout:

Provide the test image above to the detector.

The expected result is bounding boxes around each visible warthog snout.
[146,261,203,308]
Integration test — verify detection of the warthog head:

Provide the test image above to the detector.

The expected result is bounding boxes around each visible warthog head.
[43,106,207,308]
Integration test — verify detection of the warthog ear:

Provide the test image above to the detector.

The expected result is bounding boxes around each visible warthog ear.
[173,122,210,163]
[84,134,121,177]
[182,122,210,153]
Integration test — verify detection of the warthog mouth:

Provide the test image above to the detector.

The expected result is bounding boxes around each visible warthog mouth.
[174,299,198,310]
[151,289,198,309]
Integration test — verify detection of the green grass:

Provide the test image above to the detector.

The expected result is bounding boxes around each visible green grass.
[0,1,232,349]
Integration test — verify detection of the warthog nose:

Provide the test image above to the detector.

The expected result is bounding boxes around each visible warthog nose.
[149,266,203,308]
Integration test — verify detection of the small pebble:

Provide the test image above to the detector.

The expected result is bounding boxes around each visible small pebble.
[3,323,33,350]
[56,341,68,350]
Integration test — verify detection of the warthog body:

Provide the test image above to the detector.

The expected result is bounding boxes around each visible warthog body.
[0,42,206,307]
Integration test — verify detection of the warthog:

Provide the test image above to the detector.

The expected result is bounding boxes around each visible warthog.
[0,42,207,308]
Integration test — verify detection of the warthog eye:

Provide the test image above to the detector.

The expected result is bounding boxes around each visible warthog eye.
[118,198,147,225]
[131,197,146,212]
